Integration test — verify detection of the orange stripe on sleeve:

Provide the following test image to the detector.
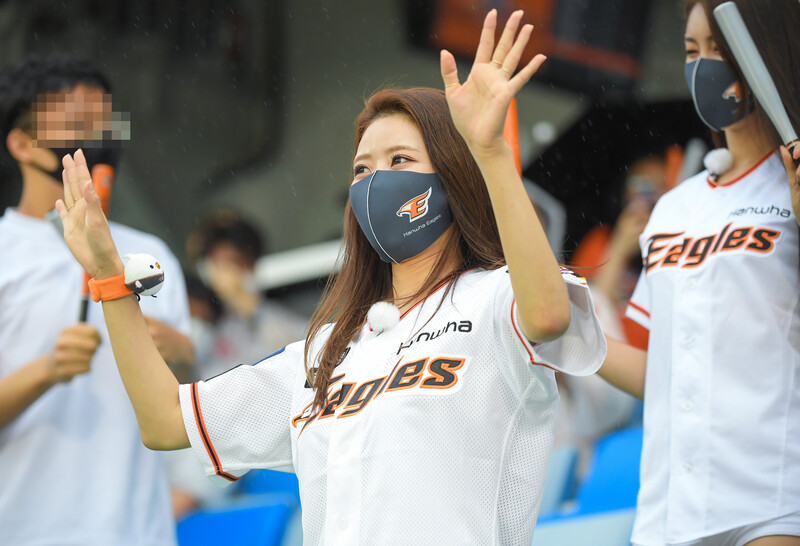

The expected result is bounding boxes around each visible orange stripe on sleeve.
[191,382,239,483]
[511,299,556,371]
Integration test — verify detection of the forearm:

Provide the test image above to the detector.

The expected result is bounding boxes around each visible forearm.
[102,296,189,450]
[592,245,627,303]
[0,357,53,428]
[596,334,646,399]
[172,335,195,366]
[473,144,570,342]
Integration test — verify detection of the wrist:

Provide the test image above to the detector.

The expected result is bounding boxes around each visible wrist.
[93,258,125,281]
[36,354,58,389]
[468,139,513,164]
[89,272,134,302]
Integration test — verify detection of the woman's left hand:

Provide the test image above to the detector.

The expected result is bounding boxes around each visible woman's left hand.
[55,150,124,279]
[440,9,546,158]
[779,145,800,226]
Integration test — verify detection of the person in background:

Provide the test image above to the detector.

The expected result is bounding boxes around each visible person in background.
[600,1,800,543]
[0,54,190,546]
[550,156,666,472]
[166,212,307,519]
[186,209,308,379]
[571,154,667,346]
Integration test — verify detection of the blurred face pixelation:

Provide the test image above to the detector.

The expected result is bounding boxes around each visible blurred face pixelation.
[352,114,435,185]
[29,84,130,149]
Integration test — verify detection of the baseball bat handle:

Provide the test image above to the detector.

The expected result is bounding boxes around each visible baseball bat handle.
[79,271,91,322]
[91,164,114,214]
[714,3,799,162]
[787,140,800,168]
[79,296,90,322]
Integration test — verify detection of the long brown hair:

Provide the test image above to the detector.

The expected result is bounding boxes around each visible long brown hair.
[684,0,800,148]
[304,87,506,409]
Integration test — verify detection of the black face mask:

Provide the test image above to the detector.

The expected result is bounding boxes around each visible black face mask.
[33,145,122,180]
[349,170,454,264]
[684,58,746,132]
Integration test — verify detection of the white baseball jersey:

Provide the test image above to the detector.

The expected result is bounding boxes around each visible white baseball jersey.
[626,152,800,545]
[0,209,189,546]
[179,266,605,545]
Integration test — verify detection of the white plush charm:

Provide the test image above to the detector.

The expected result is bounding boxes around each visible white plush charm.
[367,301,400,334]
[703,148,734,179]
[123,253,165,297]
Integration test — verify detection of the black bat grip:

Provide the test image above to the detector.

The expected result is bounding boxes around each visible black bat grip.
[79,296,90,322]
[789,141,800,169]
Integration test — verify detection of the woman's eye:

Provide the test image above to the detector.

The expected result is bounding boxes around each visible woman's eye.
[685,48,698,59]
[353,165,368,177]
[392,155,409,165]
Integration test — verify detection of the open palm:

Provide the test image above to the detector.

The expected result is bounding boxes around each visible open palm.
[440,10,546,156]
[55,150,123,279]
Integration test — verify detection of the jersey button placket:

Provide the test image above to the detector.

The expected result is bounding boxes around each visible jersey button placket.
[668,279,710,535]
[323,363,364,546]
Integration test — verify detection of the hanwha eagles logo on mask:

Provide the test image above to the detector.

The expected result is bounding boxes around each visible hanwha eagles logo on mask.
[722,81,743,103]
[396,187,432,222]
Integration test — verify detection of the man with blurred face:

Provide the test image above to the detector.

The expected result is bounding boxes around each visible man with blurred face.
[0,54,190,546]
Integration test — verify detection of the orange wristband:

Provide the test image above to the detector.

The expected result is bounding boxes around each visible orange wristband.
[88,274,134,302]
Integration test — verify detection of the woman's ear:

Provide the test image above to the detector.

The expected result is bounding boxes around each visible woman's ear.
[5,128,34,163]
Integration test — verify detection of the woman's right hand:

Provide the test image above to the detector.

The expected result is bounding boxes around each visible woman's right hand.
[55,150,124,279]
[611,199,650,258]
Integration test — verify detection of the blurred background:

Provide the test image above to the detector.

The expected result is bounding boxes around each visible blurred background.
[0,1,717,543]
[0,0,707,275]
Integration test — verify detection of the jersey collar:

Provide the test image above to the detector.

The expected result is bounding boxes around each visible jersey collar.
[706,150,776,189]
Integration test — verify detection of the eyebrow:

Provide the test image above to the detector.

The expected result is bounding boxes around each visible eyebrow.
[353,144,420,164]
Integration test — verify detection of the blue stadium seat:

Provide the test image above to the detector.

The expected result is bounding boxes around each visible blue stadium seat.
[574,426,642,515]
[539,445,579,517]
[532,508,636,546]
[176,495,295,546]
[238,469,301,505]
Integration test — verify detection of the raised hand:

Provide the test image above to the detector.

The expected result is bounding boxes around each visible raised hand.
[440,10,546,158]
[55,150,124,280]
[612,199,651,258]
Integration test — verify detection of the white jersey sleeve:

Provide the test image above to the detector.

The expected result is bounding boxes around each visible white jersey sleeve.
[626,268,651,330]
[178,342,303,486]
[496,267,606,376]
